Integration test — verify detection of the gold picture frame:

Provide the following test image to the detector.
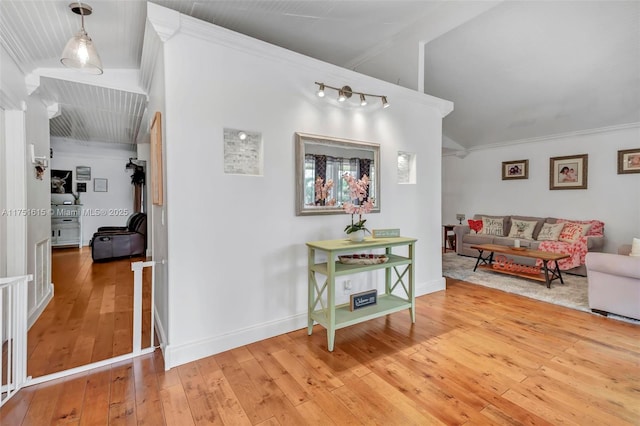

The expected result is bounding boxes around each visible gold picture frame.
[150,111,163,205]
[501,159,528,180]
[617,148,640,174]
[549,154,588,190]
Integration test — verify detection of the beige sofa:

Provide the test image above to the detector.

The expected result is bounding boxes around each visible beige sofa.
[585,249,640,320]
[454,214,605,275]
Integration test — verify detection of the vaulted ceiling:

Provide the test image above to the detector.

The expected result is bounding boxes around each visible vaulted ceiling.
[1,1,638,151]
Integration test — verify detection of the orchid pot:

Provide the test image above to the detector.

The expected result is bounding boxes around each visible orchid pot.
[348,229,365,242]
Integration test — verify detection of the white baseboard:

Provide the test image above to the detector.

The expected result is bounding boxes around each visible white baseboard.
[164,313,307,370]
[164,277,447,370]
[153,307,169,367]
[416,277,446,297]
[28,283,54,329]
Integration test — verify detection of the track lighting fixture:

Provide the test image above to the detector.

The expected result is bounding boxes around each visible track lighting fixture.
[314,82,389,109]
[60,2,103,74]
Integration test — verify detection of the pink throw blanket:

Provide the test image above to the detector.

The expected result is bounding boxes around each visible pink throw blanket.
[535,236,589,270]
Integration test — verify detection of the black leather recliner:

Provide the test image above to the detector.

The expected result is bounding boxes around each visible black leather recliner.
[90,213,147,262]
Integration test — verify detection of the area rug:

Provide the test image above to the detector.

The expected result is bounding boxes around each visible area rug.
[442,252,591,312]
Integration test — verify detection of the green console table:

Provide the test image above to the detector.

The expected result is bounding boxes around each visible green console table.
[306,236,417,351]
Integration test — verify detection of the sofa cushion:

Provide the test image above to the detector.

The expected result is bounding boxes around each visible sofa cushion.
[507,219,537,240]
[537,222,564,241]
[463,234,494,245]
[474,214,511,235]
[480,216,505,236]
[557,218,604,237]
[511,215,546,240]
[559,222,592,243]
[467,219,483,233]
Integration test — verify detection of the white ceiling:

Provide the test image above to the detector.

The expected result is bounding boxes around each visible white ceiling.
[1,1,638,150]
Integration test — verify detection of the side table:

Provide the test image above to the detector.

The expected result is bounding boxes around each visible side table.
[443,224,456,253]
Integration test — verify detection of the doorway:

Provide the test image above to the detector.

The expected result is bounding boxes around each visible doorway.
[29,148,151,378]
[27,249,153,377]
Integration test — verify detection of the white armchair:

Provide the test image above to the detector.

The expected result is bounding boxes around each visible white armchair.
[585,251,640,320]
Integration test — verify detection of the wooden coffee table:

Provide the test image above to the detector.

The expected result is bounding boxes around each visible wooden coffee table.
[470,243,570,288]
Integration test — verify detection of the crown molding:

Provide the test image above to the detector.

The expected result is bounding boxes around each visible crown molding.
[27,69,145,95]
[147,2,181,42]
[443,122,640,156]
[46,103,60,119]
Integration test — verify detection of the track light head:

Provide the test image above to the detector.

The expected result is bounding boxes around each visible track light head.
[316,83,325,98]
[359,94,367,106]
[338,90,346,102]
[381,96,390,109]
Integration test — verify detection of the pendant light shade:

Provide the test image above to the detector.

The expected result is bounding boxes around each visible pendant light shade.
[60,3,103,75]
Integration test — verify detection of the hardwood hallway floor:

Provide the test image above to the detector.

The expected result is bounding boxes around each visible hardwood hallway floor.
[26,247,153,378]
[2,278,638,425]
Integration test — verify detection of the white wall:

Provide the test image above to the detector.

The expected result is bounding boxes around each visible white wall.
[151,8,452,368]
[443,125,640,252]
[50,138,137,245]
[0,110,6,278]
[144,29,170,354]
[1,44,28,279]
[24,95,52,325]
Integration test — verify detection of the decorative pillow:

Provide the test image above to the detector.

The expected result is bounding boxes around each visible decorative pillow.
[480,217,504,236]
[537,222,564,241]
[507,219,537,240]
[468,219,483,233]
[558,222,593,243]
[557,219,604,237]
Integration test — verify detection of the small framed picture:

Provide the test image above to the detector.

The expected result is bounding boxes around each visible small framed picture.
[51,169,73,194]
[549,154,588,190]
[617,148,640,174]
[76,166,91,181]
[76,182,86,192]
[94,178,108,192]
[502,159,529,180]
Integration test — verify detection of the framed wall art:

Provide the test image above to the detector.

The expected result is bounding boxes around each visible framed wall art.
[223,128,263,176]
[549,154,588,190]
[501,159,528,180]
[51,169,72,194]
[94,178,108,192]
[76,166,91,180]
[150,111,164,205]
[617,148,640,174]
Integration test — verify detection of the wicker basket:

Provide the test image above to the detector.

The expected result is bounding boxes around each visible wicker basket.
[338,254,388,265]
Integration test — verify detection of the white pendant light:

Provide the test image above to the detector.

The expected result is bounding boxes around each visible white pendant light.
[60,2,103,75]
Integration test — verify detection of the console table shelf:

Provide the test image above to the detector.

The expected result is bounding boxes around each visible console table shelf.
[310,253,411,276]
[306,237,417,351]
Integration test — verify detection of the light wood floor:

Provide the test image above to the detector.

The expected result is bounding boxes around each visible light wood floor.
[3,277,639,425]
[26,247,152,378]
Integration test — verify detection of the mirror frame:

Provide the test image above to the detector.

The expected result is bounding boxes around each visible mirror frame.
[295,132,381,216]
